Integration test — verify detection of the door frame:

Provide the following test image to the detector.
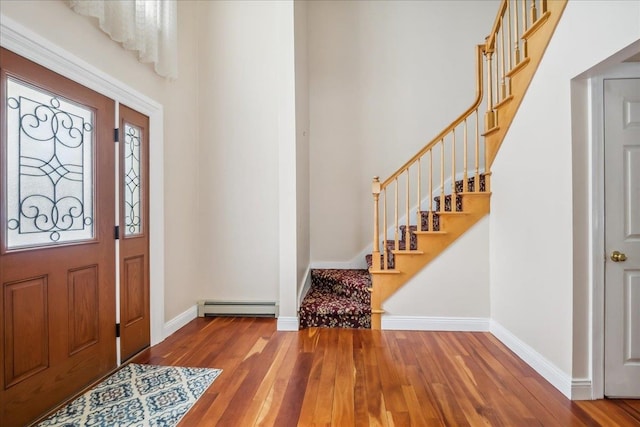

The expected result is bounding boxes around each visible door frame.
[588,62,640,399]
[0,15,165,347]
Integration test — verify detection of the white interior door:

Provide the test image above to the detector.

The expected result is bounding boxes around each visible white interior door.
[604,78,640,398]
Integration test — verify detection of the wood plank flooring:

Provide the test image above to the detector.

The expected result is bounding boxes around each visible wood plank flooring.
[132,317,640,426]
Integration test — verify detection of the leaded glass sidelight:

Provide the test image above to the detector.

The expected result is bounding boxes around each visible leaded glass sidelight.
[5,78,95,249]
[123,123,142,236]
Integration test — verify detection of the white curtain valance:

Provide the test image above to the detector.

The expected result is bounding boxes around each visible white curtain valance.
[66,0,177,79]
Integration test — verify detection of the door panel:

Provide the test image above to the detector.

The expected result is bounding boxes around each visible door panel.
[119,104,150,362]
[0,48,116,426]
[123,256,145,322]
[67,265,100,355]
[3,276,48,386]
[625,272,640,361]
[604,78,640,398]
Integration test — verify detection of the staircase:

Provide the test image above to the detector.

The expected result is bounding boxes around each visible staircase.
[299,269,371,328]
[300,0,567,330]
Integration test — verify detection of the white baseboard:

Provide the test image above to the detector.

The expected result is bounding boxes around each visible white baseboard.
[571,379,594,400]
[490,320,572,399]
[382,316,490,331]
[163,305,198,339]
[164,305,299,335]
[311,258,368,270]
[277,316,299,331]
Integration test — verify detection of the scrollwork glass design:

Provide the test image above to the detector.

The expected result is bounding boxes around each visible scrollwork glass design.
[5,78,94,249]
[123,123,142,236]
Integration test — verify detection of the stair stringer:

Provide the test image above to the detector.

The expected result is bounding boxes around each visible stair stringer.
[485,0,569,167]
[370,192,490,329]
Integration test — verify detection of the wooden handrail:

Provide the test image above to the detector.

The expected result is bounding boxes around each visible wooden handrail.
[486,0,509,51]
[380,44,485,190]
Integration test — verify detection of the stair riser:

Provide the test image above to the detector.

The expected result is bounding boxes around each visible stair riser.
[310,276,370,302]
[299,313,371,329]
[433,175,487,211]
[435,194,463,212]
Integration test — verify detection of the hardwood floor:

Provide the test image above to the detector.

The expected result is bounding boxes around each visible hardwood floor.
[132,317,640,426]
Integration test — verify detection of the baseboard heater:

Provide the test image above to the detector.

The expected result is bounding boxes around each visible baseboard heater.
[197,300,279,318]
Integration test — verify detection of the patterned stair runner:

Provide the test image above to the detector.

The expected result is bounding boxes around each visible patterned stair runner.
[299,269,371,329]
[300,175,486,329]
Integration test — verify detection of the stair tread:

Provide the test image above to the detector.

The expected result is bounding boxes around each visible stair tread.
[413,230,448,235]
[457,191,492,196]
[482,125,500,136]
[310,269,371,301]
[430,210,470,215]
[368,269,401,274]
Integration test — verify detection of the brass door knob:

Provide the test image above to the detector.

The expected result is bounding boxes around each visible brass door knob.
[611,251,627,262]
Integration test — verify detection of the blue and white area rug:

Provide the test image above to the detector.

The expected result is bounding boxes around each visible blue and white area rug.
[37,363,222,427]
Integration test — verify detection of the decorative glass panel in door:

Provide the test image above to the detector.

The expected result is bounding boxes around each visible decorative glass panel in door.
[123,123,142,236]
[5,77,94,249]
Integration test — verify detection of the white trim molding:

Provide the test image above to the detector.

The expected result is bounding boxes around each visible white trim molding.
[277,316,299,331]
[571,379,594,400]
[1,14,166,346]
[490,320,572,399]
[382,316,490,332]
[311,258,368,270]
[297,267,312,307]
[276,1,299,326]
[163,305,198,338]
[588,74,606,401]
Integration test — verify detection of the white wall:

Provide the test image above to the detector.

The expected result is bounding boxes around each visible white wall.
[308,0,499,264]
[0,0,202,322]
[490,0,640,395]
[195,1,281,304]
[383,217,490,319]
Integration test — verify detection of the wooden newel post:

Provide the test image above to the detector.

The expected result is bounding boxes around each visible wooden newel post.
[372,176,381,270]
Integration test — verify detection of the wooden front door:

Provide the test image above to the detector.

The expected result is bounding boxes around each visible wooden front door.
[604,78,640,398]
[0,48,117,426]
[118,104,150,362]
